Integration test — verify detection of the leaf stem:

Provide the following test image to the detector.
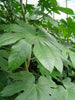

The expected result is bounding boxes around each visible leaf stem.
[27,47,32,68]
[25,61,29,71]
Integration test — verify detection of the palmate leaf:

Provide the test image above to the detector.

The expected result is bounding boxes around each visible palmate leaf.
[1,71,56,100]
[0,22,36,47]
[1,71,75,100]
[48,78,75,100]
[33,39,63,72]
[8,39,31,70]
[0,20,74,72]
[25,28,66,72]
[38,0,58,13]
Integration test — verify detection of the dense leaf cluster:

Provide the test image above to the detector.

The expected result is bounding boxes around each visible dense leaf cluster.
[0,0,75,100]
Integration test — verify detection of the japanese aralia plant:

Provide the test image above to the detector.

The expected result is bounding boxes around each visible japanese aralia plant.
[0,0,75,100]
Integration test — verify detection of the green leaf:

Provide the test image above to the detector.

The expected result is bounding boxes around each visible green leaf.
[57,7,74,15]
[15,76,56,100]
[0,21,72,73]
[38,62,51,76]
[8,39,31,70]
[45,16,59,27]
[0,50,9,58]
[0,21,36,47]
[1,71,56,100]
[38,0,58,13]
[1,71,35,97]
[0,33,25,47]
[0,57,8,71]
[62,78,75,100]
[32,29,63,73]
[33,39,63,72]
[9,71,34,81]
[0,50,9,71]
[0,24,26,33]
[50,86,67,100]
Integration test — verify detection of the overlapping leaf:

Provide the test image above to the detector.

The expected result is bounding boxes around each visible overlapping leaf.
[47,78,75,100]
[1,71,56,100]
[62,78,75,100]
[1,71,75,100]
[0,20,75,72]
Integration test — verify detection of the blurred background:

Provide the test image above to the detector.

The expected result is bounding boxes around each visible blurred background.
[23,0,75,19]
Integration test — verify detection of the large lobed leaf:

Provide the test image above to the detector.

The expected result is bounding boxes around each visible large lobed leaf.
[1,71,75,100]
[1,71,56,100]
[0,20,75,72]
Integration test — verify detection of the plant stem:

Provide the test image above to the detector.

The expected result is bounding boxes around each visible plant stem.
[25,0,27,15]
[25,61,29,71]
[66,0,68,18]
[24,45,33,71]
[30,57,36,60]
[20,0,26,22]
[26,0,27,8]
[25,0,28,23]
[27,47,32,68]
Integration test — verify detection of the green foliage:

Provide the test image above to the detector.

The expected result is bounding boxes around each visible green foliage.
[0,0,21,23]
[0,0,75,100]
[57,7,74,15]
[1,71,56,100]
[59,17,75,38]
[1,72,75,100]
[0,20,75,73]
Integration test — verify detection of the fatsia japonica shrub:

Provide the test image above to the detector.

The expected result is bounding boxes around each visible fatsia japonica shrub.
[0,20,75,72]
[0,20,75,100]
[0,0,75,100]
